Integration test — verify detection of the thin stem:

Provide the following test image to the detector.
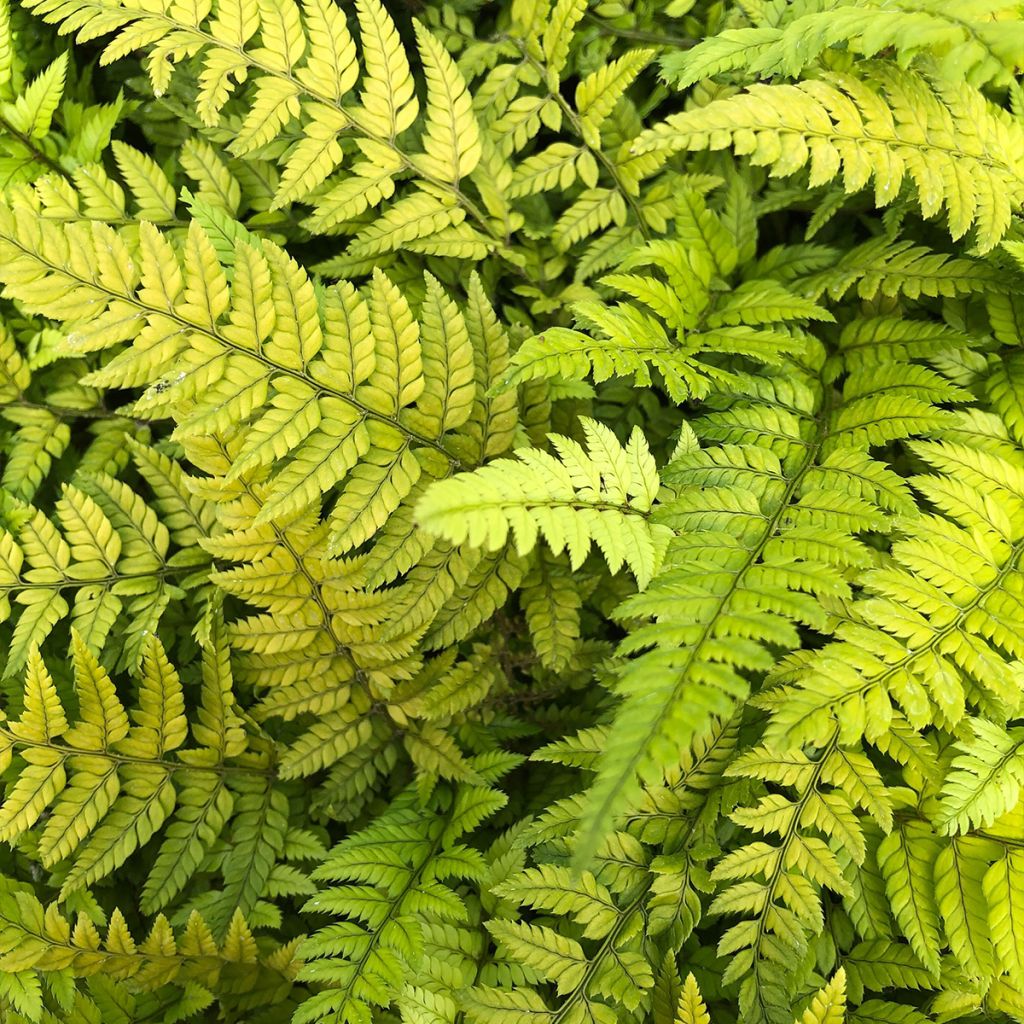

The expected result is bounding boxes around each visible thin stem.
[0,726,274,779]
[583,15,697,50]
[0,114,69,180]
[0,398,117,421]
[510,40,652,240]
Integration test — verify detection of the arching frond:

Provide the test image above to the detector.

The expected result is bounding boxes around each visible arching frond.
[637,64,1024,252]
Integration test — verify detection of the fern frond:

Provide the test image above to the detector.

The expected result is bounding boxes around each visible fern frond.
[0,208,517,551]
[798,970,847,1024]
[521,549,582,671]
[1,3,1022,1022]
[763,416,1024,749]
[500,192,830,401]
[663,0,1024,88]
[579,323,966,858]
[0,467,208,676]
[842,939,937,996]
[0,406,69,502]
[0,0,10,99]
[637,63,1024,252]
[708,738,884,1022]
[185,424,520,786]
[20,0,500,248]
[0,51,67,175]
[417,416,670,587]
[982,849,1024,987]
[876,821,942,973]
[295,773,507,1024]
[576,49,655,147]
[935,719,1024,835]
[934,835,999,982]
[0,624,280,917]
[0,878,296,1011]
[798,236,1009,301]
[470,723,731,1023]
[675,973,711,1024]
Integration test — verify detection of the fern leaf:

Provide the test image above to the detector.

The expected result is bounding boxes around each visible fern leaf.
[578,326,956,859]
[934,836,997,980]
[637,64,1024,251]
[412,20,481,185]
[984,850,1024,984]
[877,824,942,974]
[271,105,348,210]
[0,0,10,95]
[663,2,1024,88]
[0,471,198,677]
[799,236,1008,301]
[543,0,587,85]
[0,877,295,1007]
[935,719,1024,834]
[798,969,846,1024]
[296,781,500,1024]
[5,52,66,139]
[501,197,826,401]
[355,0,418,138]
[417,417,670,587]
[295,0,357,100]
[521,550,582,671]
[0,625,279,915]
[508,142,588,199]
[575,48,654,146]
[764,425,1024,750]
[675,973,711,1024]
[0,208,500,544]
[111,141,177,222]
[461,988,554,1024]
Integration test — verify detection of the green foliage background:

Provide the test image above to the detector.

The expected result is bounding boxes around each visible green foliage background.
[0,0,1024,1021]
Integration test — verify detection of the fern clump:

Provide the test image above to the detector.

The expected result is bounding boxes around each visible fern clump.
[3,0,1024,1021]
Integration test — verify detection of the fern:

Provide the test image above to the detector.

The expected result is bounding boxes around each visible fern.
[0,470,208,676]
[501,190,830,402]
[0,204,516,553]
[20,0,500,253]
[465,716,737,1024]
[0,877,299,1018]
[418,416,670,587]
[797,236,1011,303]
[637,63,1024,252]
[663,0,1024,89]
[1,0,1024,1022]
[0,620,290,925]
[761,416,1024,749]
[671,969,847,1024]
[296,762,512,1024]
[577,332,963,853]
[440,193,976,853]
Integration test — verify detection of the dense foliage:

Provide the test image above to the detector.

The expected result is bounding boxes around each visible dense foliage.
[2,0,1024,1020]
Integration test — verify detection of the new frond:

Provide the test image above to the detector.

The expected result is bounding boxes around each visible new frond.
[417,416,670,587]
[500,191,831,401]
